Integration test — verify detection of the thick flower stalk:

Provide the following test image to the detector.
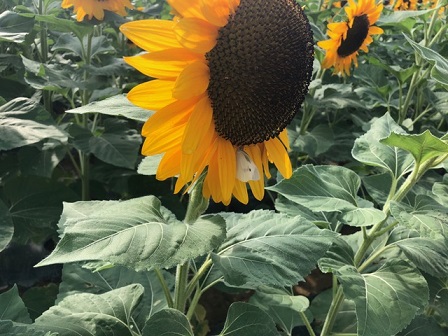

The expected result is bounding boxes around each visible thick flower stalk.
[318,0,383,75]
[120,0,314,205]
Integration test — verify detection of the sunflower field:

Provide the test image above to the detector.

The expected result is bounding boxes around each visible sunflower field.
[1,0,447,335]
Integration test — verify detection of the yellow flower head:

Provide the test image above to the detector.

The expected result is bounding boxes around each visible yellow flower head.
[62,0,133,21]
[318,0,384,76]
[120,0,314,205]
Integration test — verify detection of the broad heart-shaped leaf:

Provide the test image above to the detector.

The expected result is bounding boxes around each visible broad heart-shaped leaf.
[336,260,429,336]
[57,263,174,328]
[390,195,448,239]
[362,172,393,206]
[0,199,14,252]
[381,130,448,166]
[392,238,448,277]
[142,309,193,336]
[403,34,448,86]
[0,285,31,323]
[249,288,311,335]
[267,165,359,211]
[89,119,142,169]
[34,284,143,336]
[52,34,114,59]
[36,196,226,271]
[211,211,336,288]
[65,94,153,122]
[219,302,280,336]
[0,97,68,150]
[432,175,448,207]
[352,113,414,179]
[268,165,385,226]
[0,11,34,43]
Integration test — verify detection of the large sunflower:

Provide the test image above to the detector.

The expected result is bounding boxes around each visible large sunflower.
[120,0,314,205]
[62,0,133,21]
[318,0,383,76]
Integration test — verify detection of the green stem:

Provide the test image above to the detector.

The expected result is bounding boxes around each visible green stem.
[320,287,344,336]
[357,245,391,273]
[173,262,190,312]
[184,172,209,224]
[185,257,213,299]
[186,283,203,320]
[38,0,52,113]
[300,311,316,336]
[424,0,441,46]
[154,268,174,308]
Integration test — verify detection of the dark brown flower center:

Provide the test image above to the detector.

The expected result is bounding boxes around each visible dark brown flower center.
[337,14,370,57]
[206,0,314,147]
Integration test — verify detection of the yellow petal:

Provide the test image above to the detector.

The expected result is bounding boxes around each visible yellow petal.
[369,26,383,35]
[127,80,176,111]
[173,61,210,99]
[167,0,206,19]
[120,20,181,52]
[124,49,202,79]
[200,0,233,26]
[141,124,184,155]
[182,96,213,155]
[233,180,249,204]
[156,148,182,180]
[217,138,236,204]
[174,18,218,53]
[142,97,198,137]
[265,137,292,178]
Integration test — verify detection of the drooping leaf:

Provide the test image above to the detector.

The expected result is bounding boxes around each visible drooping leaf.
[142,309,193,336]
[34,284,143,336]
[393,238,448,277]
[318,236,355,273]
[36,196,226,271]
[0,285,31,323]
[4,176,78,243]
[0,11,34,43]
[403,34,448,85]
[397,315,448,336]
[0,98,68,151]
[89,119,142,169]
[0,199,14,252]
[249,288,311,335]
[65,94,153,122]
[336,260,429,336]
[57,263,174,327]
[390,195,448,239]
[352,113,414,178]
[381,130,448,166]
[211,211,336,288]
[218,302,280,336]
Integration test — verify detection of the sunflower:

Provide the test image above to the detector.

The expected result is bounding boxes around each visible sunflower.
[62,0,133,21]
[120,0,314,205]
[318,0,383,76]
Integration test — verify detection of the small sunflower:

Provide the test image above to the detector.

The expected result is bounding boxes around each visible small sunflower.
[120,0,314,205]
[318,0,383,76]
[62,0,133,21]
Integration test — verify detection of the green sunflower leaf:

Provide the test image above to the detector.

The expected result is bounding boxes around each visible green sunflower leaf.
[219,302,280,336]
[52,34,115,59]
[211,211,336,288]
[268,165,385,226]
[0,321,53,336]
[0,11,34,43]
[392,238,448,277]
[0,285,31,323]
[432,176,448,206]
[34,284,143,335]
[378,8,436,25]
[36,196,226,271]
[65,94,153,122]
[380,129,448,166]
[403,34,448,86]
[390,195,448,239]
[137,155,163,176]
[352,113,414,178]
[142,309,193,336]
[57,263,174,327]
[0,97,68,151]
[0,199,14,252]
[336,260,429,336]
[318,236,355,273]
[397,315,448,336]
[89,119,142,169]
